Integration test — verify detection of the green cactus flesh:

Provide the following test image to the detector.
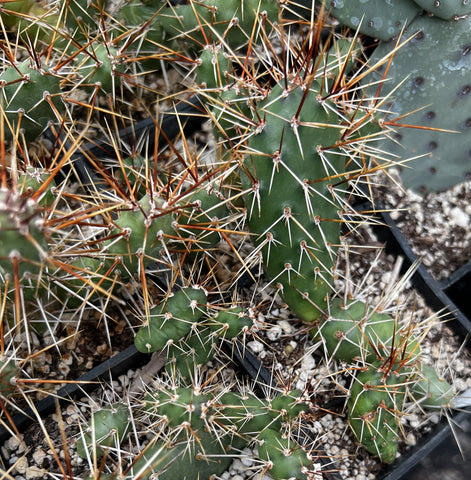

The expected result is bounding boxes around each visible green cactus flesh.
[134,287,207,353]
[411,363,454,408]
[327,0,421,42]
[348,363,408,463]
[314,298,421,363]
[0,60,63,141]
[158,0,279,50]
[412,0,471,19]
[76,402,130,459]
[0,189,49,290]
[0,358,19,396]
[208,306,253,338]
[366,14,471,191]
[104,194,175,274]
[258,427,311,480]
[242,81,347,322]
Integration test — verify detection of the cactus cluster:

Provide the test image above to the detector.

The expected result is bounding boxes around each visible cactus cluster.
[78,383,313,480]
[0,2,463,478]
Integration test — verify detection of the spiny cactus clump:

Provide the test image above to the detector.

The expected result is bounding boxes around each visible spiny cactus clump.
[0,357,19,396]
[78,383,313,480]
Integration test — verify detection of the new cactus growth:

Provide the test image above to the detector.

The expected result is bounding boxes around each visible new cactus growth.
[0,357,18,396]
[134,286,208,353]
[347,362,408,463]
[315,298,420,363]
[77,402,130,459]
[103,193,175,276]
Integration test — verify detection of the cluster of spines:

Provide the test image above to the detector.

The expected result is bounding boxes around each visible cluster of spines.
[78,384,314,480]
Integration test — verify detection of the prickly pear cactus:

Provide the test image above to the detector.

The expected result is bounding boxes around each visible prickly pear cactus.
[327,0,421,41]
[134,287,208,353]
[412,0,471,19]
[315,298,421,363]
[77,402,130,459]
[103,194,175,275]
[348,363,408,463]
[366,14,471,191]
[242,81,346,322]
[0,60,64,141]
[0,188,49,297]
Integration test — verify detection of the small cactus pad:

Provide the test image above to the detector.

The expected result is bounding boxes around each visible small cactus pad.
[76,402,130,459]
[327,0,421,41]
[348,363,407,463]
[411,363,454,408]
[366,14,471,191]
[134,287,207,353]
[314,298,420,363]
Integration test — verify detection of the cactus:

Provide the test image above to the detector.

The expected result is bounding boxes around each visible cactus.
[102,193,175,277]
[315,297,421,363]
[347,362,408,463]
[412,0,471,19]
[0,59,64,141]
[365,14,471,192]
[411,362,454,408]
[0,188,49,298]
[0,357,18,396]
[134,287,208,353]
[241,80,348,322]
[327,0,421,42]
[77,402,131,459]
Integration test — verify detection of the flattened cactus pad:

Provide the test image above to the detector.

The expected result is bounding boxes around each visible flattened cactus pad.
[327,0,421,41]
[367,14,471,191]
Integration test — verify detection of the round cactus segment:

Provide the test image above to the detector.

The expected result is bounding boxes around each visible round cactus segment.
[258,427,311,480]
[366,14,471,191]
[411,363,454,408]
[412,0,471,19]
[314,298,420,363]
[269,390,310,420]
[209,306,253,338]
[0,188,49,291]
[0,60,63,141]
[76,44,123,92]
[327,0,421,42]
[0,358,19,396]
[348,364,407,463]
[76,402,130,459]
[105,194,175,273]
[18,167,55,207]
[134,287,207,353]
[243,82,346,322]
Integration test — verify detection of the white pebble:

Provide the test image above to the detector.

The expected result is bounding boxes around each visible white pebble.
[450,206,468,228]
[267,325,282,341]
[247,340,264,353]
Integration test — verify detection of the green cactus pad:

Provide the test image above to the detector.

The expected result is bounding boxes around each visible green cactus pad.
[327,0,421,42]
[258,427,311,480]
[76,402,130,459]
[0,188,49,291]
[314,298,421,363]
[412,0,471,19]
[76,43,123,93]
[242,82,347,322]
[0,60,63,141]
[134,287,207,353]
[348,363,408,463]
[208,306,253,338]
[366,14,471,191]
[0,358,18,396]
[411,362,454,408]
[104,194,175,274]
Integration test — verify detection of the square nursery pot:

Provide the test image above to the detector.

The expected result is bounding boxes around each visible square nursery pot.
[2,102,470,480]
